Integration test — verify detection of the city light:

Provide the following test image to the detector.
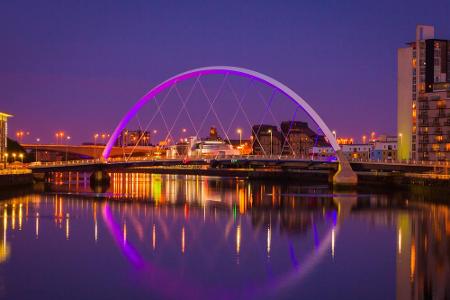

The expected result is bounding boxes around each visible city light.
[237,128,242,146]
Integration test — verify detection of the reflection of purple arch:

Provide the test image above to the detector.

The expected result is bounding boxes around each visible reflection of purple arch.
[102,202,339,299]
[102,66,341,159]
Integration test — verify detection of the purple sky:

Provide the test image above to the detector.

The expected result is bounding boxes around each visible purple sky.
[1,0,449,144]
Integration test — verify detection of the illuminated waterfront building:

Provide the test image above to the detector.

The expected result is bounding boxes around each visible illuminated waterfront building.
[280,121,327,156]
[397,25,450,161]
[252,121,326,156]
[117,129,151,146]
[251,124,282,155]
[0,112,12,164]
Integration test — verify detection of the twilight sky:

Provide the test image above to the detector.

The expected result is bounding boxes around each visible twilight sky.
[1,0,449,144]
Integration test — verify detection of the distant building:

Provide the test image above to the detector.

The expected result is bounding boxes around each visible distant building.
[342,144,372,160]
[117,130,151,146]
[252,122,326,156]
[251,124,282,155]
[208,127,219,140]
[398,25,450,161]
[371,136,398,161]
[309,146,335,160]
[341,135,398,161]
[280,121,327,156]
[0,112,12,163]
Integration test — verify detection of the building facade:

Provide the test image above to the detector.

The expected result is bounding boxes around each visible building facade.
[0,113,12,164]
[252,122,327,156]
[280,121,327,156]
[398,25,450,161]
[371,136,398,161]
[251,125,282,155]
[117,129,151,147]
[341,144,372,160]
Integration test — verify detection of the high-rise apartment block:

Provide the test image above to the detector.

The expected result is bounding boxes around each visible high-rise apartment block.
[398,25,450,161]
[0,112,12,163]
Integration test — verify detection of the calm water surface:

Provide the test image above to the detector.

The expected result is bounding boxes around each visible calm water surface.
[0,173,449,300]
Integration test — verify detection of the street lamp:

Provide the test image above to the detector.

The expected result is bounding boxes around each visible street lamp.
[94,133,99,145]
[55,131,64,144]
[16,131,24,143]
[12,153,16,162]
[237,129,242,146]
[3,153,8,168]
[362,135,367,144]
[19,153,24,164]
[332,130,337,140]
[66,136,71,161]
[35,138,40,162]
[268,129,273,156]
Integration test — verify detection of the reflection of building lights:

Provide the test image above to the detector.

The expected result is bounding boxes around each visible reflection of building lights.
[0,208,9,264]
[398,229,402,254]
[236,225,241,255]
[152,224,156,250]
[123,222,127,245]
[11,206,15,230]
[410,241,416,282]
[331,228,335,259]
[3,209,7,241]
[267,226,271,257]
[181,226,185,254]
[65,213,70,240]
[35,212,39,239]
[94,221,98,242]
[19,204,23,230]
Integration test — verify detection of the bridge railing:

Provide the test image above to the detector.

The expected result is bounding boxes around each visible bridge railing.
[27,153,450,170]
[0,168,32,175]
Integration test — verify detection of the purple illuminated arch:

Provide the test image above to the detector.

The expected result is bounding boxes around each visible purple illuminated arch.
[102,66,341,159]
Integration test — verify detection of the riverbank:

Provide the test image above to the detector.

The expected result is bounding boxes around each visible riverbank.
[124,166,450,187]
[0,169,33,189]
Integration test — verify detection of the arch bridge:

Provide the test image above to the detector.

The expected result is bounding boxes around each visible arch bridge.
[102,66,357,186]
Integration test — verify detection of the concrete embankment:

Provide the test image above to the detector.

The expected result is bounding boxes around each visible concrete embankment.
[123,167,449,187]
[0,172,34,189]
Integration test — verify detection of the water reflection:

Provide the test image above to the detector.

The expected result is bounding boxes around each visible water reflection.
[0,174,448,299]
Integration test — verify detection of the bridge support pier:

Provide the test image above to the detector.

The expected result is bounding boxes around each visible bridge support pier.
[333,150,358,187]
[90,170,110,186]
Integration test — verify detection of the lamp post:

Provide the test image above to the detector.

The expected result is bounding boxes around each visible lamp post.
[237,129,242,146]
[19,153,23,164]
[3,153,8,169]
[332,130,337,140]
[268,129,273,156]
[66,136,71,161]
[12,153,16,163]
[94,133,99,146]
[35,138,40,162]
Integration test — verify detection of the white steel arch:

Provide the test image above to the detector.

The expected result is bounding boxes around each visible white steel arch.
[103,66,340,159]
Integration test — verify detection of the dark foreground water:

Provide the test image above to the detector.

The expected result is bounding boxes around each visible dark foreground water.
[0,173,449,300]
